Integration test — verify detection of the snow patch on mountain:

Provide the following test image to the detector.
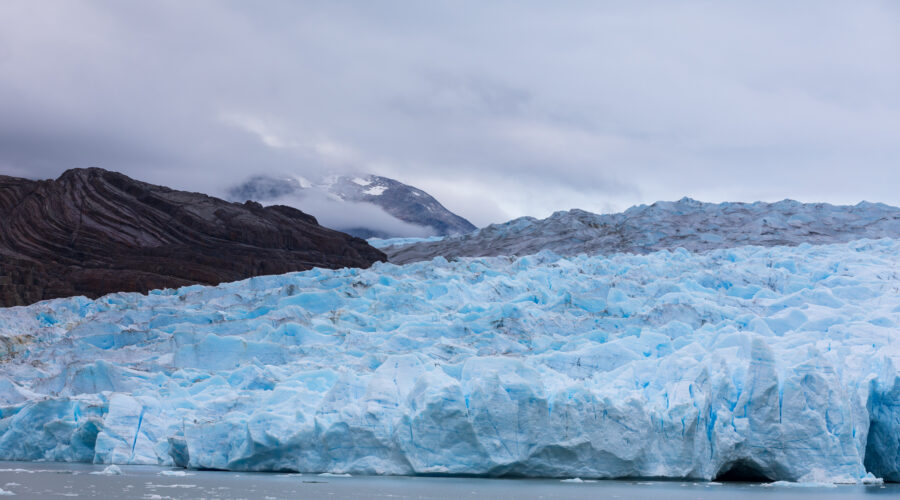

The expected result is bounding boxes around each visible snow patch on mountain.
[363,185,387,196]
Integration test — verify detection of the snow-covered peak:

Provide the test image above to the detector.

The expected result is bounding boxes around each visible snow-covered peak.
[228,173,476,238]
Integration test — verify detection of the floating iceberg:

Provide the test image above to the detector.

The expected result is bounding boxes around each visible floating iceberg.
[0,239,899,482]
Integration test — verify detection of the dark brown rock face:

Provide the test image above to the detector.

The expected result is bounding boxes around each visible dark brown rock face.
[0,168,386,307]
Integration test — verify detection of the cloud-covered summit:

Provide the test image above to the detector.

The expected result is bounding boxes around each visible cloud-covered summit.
[226,172,477,238]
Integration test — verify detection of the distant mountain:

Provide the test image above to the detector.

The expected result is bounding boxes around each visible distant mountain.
[0,168,385,307]
[384,197,900,264]
[227,174,477,239]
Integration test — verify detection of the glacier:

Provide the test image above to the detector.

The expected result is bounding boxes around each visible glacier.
[384,198,900,264]
[0,239,899,482]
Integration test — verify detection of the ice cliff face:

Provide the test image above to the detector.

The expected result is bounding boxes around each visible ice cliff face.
[1,240,899,482]
[384,198,900,264]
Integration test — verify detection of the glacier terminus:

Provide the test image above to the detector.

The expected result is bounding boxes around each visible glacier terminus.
[1,239,899,483]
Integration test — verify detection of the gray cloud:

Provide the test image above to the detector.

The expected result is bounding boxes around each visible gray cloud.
[265,190,437,239]
[1,0,898,227]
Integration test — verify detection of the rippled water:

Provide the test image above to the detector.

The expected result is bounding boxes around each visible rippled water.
[0,462,896,499]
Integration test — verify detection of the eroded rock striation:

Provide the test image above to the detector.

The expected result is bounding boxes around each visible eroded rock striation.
[0,168,385,306]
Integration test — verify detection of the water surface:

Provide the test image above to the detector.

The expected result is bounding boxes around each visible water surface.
[0,461,895,499]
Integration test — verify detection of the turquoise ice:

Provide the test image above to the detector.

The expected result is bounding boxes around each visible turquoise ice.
[0,240,899,482]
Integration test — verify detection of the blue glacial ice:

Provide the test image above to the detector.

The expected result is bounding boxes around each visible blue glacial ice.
[1,239,899,482]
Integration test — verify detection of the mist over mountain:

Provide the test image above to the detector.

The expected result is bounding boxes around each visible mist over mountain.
[227,173,477,239]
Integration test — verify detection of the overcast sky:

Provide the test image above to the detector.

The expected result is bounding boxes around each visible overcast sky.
[1,1,898,227]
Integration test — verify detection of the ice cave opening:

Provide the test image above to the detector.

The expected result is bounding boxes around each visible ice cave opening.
[714,460,774,483]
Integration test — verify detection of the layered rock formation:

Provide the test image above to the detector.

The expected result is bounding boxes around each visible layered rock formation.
[0,168,385,307]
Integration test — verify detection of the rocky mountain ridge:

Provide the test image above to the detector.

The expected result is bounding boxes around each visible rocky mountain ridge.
[0,168,385,307]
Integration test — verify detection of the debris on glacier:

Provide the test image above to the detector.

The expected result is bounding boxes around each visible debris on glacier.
[1,239,899,483]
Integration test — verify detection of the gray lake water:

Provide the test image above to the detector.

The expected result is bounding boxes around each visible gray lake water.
[0,461,896,499]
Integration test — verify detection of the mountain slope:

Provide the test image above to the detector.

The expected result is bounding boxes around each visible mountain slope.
[384,197,900,264]
[228,174,477,238]
[0,168,385,307]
